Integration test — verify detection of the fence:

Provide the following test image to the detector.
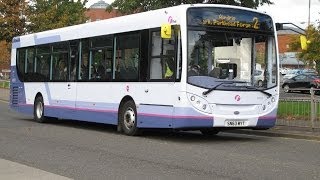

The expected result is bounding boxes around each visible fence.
[277,88,320,129]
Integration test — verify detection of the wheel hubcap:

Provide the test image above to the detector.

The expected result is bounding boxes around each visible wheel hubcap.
[123,107,135,130]
[36,102,43,119]
[284,85,289,92]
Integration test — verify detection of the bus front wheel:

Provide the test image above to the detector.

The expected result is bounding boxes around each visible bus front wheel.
[34,96,47,123]
[119,100,140,136]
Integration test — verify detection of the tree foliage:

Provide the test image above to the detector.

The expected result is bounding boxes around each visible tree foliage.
[290,24,320,73]
[109,0,273,14]
[0,40,10,68]
[0,0,29,43]
[28,0,88,33]
[300,25,320,72]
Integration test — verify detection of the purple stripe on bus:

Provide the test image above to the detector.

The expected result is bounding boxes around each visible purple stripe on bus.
[258,116,277,120]
[12,104,276,129]
[138,113,212,120]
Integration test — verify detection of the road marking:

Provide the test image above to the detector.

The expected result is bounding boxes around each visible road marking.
[0,158,72,179]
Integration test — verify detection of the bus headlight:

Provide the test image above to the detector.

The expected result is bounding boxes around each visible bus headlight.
[187,93,212,114]
[261,95,277,112]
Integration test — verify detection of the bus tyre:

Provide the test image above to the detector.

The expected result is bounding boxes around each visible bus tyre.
[34,96,47,123]
[119,100,140,136]
[200,129,220,136]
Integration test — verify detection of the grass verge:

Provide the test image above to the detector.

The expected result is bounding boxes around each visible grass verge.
[278,101,319,120]
[0,81,10,89]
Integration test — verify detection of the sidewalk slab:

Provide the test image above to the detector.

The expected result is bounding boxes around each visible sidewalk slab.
[228,126,320,141]
[0,158,71,180]
[0,88,9,102]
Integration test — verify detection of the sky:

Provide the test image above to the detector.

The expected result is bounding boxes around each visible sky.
[86,0,320,29]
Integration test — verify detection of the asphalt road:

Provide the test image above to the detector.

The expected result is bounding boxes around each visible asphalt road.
[1,101,320,180]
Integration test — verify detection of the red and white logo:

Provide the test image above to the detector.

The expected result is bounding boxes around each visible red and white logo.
[234,95,241,102]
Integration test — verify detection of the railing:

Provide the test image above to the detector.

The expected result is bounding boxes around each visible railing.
[277,88,320,129]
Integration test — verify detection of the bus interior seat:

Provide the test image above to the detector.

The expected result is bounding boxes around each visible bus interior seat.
[209,67,222,78]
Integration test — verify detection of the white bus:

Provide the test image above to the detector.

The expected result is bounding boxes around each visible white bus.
[10,4,279,136]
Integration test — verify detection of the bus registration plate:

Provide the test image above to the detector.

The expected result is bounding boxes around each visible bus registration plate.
[225,120,248,127]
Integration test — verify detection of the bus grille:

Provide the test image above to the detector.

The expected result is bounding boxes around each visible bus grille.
[12,87,19,105]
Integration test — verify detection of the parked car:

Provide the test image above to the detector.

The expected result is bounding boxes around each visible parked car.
[302,69,318,75]
[279,68,291,75]
[282,69,303,80]
[282,74,320,93]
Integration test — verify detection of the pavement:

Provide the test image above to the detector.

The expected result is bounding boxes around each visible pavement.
[228,126,320,141]
[0,159,71,180]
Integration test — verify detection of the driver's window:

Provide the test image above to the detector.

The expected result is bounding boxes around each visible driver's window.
[149,30,176,81]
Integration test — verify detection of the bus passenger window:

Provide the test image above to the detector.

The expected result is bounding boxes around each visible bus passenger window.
[114,33,140,81]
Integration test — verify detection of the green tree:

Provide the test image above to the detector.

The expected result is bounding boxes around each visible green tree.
[0,0,28,70]
[300,25,320,73]
[0,0,29,43]
[290,25,320,73]
[28,0,88,33]
[108,0,273,14]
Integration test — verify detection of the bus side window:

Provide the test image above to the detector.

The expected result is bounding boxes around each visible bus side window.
[114,33,140,81]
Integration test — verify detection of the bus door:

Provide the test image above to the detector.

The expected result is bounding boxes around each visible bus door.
[138,29,181,128]
[48,41,78,118]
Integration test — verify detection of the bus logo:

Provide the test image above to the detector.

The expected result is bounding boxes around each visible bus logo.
[234,95,241,102]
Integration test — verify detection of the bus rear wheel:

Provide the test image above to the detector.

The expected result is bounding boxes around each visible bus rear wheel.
[34,96,47,123]
[200,129,220,136]
[119,100,140,136]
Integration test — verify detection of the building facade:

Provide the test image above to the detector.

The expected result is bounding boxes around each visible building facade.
[85,0,121,22]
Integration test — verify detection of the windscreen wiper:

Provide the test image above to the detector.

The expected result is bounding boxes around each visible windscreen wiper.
[202,81,246,96]
[244,86,272,97]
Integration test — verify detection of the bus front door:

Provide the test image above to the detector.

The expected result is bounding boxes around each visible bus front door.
[138,82,175,128]
[47,82,77,119]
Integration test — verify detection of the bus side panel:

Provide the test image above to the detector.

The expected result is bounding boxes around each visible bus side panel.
[137,105,173,128]
[172,107,213,128]
[43,101,118,125]
[257,109,277,128]
[10,66,33,115]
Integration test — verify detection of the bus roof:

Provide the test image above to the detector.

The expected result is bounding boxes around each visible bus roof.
[13,4,272,49]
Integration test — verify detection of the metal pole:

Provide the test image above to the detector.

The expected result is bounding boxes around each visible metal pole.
[308,0,311,27]
[310,87,315,130]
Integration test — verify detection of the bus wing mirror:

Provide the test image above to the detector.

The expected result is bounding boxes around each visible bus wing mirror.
[161,23,172,39]
[276,23,283,31]
[300,35,309,50]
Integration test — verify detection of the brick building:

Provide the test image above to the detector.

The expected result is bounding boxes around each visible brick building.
[85,0,121,22]
[277,30,305,69]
